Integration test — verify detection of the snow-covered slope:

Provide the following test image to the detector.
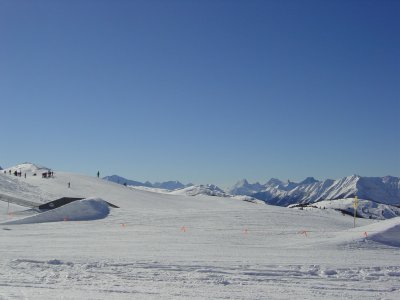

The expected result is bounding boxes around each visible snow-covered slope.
[231,175,400,207]
[1,163,400,299]
[227,179,264,195]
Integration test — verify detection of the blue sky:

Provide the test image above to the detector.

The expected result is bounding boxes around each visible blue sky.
[1,0,399,187]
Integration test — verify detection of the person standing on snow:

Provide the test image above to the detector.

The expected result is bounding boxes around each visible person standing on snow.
[97,171,100,178]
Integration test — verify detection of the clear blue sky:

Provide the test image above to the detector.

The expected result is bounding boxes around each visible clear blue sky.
[1,0,399,187]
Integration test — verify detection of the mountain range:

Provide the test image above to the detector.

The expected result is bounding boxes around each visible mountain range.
[228,175,400,207]
[105,174,400,207]
[4,164,399,208]
[103,175,193,191]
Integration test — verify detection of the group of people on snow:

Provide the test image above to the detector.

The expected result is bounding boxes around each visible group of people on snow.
[42,170,54,178]
[3,169,24,177]
[3,169,54,179]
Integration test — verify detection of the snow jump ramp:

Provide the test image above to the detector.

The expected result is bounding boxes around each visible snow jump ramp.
[1,192,119,225]
[38,197,119,210]
[1,198,112,225]
[0,193,119,210]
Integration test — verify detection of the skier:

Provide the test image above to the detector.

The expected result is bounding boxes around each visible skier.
[97,171,100,178]
[68,182,71,188]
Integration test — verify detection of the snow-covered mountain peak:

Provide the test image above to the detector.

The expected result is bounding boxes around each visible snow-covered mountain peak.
[382,175,400,185]
[266,178,284,187]
[345,174,361,182]
[227,179,263,195]
[299,177,319,185]
[283,180,298,190]
[235,179,249,187]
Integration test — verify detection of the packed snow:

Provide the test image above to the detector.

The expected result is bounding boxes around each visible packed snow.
[0,163,399,299]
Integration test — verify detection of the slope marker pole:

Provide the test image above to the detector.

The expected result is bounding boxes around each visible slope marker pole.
[353,196,358,228]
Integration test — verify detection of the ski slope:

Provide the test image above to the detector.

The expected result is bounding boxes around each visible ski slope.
[0,164,399,299]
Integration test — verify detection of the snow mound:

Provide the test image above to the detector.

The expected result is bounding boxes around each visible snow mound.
[367,217,400,247]
[1,198,110,225]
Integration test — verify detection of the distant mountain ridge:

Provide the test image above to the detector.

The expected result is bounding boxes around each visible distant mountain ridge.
[228,175,400,206]
[5,163,399,207]
[103,175,192,190]
[106,174,400,206]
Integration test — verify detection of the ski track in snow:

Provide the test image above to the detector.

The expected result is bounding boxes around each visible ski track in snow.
[1,259,400,300]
